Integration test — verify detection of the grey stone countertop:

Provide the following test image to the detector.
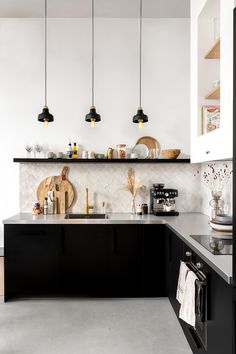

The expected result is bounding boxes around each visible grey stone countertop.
[3,212,233,284]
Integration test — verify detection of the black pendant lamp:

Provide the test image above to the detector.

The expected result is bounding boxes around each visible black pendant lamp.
[133,0,148,128]
[38,0,54,127]
[85,0,101,128]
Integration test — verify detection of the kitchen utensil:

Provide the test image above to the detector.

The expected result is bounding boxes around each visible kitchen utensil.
[117,144,126,159]
[136,205,142,215]
[48,152,55,159]
[96,154,105,159]
[130,152,138,159]
[148,148,159,159]
[107,147,113,159]
[209,221,233,232]
[25,145,33,158]
[34,145,42,158]
[161,149,181,159]
[37,166,74,213]
[213,214,232,224]
[55,190,66,214]
[141,204,148,215]
[136,136,161,156]
[57,152,64,159]
[132,144,149,159]
[82,151,88,159]
[210,219,232,225]
[88,151,95,159]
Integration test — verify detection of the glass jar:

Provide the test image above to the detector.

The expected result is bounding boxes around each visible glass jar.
[209,190,224,220]
[136,204,142,215]
[117,144,126,159]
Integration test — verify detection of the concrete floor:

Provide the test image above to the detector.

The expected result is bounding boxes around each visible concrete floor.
[0,298,192,354]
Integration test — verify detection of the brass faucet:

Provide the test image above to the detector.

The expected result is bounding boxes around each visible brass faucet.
[85,188,94,214]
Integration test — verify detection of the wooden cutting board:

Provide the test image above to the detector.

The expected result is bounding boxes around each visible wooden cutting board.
[136,136,161,151]
[37,166,74,213]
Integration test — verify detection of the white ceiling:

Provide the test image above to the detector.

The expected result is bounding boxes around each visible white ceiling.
[0,0,190,18]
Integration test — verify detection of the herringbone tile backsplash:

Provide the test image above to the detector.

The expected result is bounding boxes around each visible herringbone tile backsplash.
[20,163,202,213]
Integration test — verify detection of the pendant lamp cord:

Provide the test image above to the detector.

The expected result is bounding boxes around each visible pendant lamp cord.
[139,0,143,108]
[44,0,47,106]
[92,0,95,106]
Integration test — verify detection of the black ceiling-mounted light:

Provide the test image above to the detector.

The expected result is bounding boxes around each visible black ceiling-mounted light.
[38,0,54,127]
[133,0,148,128]
[85,0,101,128]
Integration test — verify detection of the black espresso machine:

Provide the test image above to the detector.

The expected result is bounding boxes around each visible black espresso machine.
[150,183,179,216]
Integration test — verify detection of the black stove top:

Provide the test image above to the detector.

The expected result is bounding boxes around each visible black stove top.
[190,235,233,255]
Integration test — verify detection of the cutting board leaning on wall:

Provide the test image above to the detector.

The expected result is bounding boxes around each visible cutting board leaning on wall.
[37,166,75,214]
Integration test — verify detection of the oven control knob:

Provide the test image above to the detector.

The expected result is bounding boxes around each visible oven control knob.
[196,262,203,270]
[165,192,169,197]
[185,251,192,257]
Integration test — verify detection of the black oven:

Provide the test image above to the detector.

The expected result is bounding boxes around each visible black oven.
[181,250,207,351]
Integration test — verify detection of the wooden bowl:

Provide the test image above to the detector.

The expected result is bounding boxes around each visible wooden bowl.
[161,149,181,159]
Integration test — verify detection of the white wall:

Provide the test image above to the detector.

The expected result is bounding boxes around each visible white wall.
[0,18,190,242]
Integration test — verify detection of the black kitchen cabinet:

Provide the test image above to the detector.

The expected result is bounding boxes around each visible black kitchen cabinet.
[166,228,233,354]
[165,226,184,314]
[109,224,142,296]
[142,225,166,296]
[4,224,166,299]
[4,224,63,299]
[62,225,113,296]
[202,257,232,354]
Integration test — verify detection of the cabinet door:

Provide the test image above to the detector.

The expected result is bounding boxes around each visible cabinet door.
[203,259,233,354]
[62,225,113,295]
[4,225,63,298]
[166,226,184,314]
[109,225,142,296]
[190,0,234,162]
[142,225,166,296]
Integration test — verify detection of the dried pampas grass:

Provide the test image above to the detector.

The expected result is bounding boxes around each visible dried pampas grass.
[124,168,144,199]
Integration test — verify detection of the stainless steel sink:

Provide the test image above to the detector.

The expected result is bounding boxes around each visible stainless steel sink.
[65,213,108,219]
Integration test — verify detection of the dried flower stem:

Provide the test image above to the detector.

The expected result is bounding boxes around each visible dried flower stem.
[124,168,144,200]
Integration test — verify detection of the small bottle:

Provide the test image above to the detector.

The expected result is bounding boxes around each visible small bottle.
[102,201,106,214]
[141,204,148,215]
[72,142,78,159]
[47,191,54,214]
[67,140,73,159]
[43,197,48,215]
[136,204,142,215]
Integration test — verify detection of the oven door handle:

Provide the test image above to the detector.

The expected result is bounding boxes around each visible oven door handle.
[187,326,201,349]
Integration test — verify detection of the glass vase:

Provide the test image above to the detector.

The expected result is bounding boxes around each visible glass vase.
[209,190,224,220]
[131,199,136,215]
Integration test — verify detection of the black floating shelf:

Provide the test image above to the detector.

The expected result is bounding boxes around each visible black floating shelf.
[13,158,191,164]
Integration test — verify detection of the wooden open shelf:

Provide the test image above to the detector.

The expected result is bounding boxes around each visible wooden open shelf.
[204,37,220,59]
[205,84,220,100]
[13,158,191,164]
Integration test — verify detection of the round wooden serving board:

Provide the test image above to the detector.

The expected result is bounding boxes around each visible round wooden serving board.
[37,166,74,213]
[136,136,161,151]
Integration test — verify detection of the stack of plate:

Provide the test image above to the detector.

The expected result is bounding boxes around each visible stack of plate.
[210,214,232,232]
[132,136,161,159]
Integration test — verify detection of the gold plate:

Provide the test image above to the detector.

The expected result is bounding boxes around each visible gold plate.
[136,136,161,151]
